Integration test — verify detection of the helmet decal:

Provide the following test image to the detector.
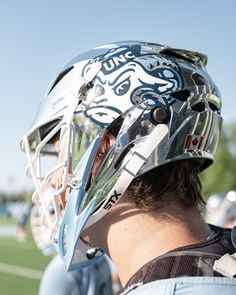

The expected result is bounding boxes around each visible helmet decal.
[184,134,204,150]
[83,105,122,128]
[81,45,182,126]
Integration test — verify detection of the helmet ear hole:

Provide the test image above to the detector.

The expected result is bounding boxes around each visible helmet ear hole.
[150,107,171,125]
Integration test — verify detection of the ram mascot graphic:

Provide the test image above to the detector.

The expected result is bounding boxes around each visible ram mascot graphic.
[81,45,182,127]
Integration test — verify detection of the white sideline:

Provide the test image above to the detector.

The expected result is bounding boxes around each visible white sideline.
[0,262,43,280]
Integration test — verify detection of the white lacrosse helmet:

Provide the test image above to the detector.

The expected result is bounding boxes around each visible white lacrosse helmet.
[21,41,222,270]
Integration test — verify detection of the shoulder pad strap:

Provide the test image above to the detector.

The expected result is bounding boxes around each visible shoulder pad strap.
[213,253,236,278]
[213,226,236,278]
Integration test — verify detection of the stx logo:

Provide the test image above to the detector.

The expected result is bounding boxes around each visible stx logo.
[103,190,122,210]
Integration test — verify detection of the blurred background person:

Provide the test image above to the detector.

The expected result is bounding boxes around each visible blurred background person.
[14,201,31,241]
[205,190,236,228]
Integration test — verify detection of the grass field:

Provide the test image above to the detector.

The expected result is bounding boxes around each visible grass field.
[0,216,52,295]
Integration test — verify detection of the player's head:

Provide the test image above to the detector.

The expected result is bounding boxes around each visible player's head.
[21,41,222,269]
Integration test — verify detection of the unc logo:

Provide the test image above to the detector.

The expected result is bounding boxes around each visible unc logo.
[102,51,136,74]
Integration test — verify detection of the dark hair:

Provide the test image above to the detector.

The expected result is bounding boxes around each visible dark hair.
[127,160,205,211]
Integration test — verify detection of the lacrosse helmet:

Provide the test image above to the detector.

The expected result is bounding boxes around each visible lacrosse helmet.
[21,41,222,270]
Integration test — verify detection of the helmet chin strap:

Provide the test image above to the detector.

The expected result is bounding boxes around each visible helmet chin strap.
[58,123,169,271]
[85,123,169,228]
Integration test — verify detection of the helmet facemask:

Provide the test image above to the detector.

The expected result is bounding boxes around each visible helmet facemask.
[23,118,76,231]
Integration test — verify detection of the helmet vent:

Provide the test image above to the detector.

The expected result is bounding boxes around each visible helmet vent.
[161,48,207,66]
[192,73,206,85]
[39,119,60,141]
[169,89,191,102]
[191,101,206,112]
[208,102,220,113]
[161,49,194,64]
[47,66,74,95]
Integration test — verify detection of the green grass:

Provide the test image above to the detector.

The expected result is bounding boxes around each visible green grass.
[0,272,40,295]
[0,238,52,269]
[0,215,15,225]
[0,217,53,295]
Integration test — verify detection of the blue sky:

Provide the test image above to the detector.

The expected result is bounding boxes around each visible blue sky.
[0,0,235,193]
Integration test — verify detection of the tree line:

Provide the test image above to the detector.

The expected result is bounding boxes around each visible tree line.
[201,122,236,199]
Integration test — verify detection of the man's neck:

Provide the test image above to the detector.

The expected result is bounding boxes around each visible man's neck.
[106,204,210,286]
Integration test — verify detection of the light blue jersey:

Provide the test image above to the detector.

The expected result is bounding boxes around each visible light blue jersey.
[122,277,236,295]
[39,255,113,295]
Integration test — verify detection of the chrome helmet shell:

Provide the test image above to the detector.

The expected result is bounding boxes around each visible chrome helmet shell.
[21,41,222,270]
